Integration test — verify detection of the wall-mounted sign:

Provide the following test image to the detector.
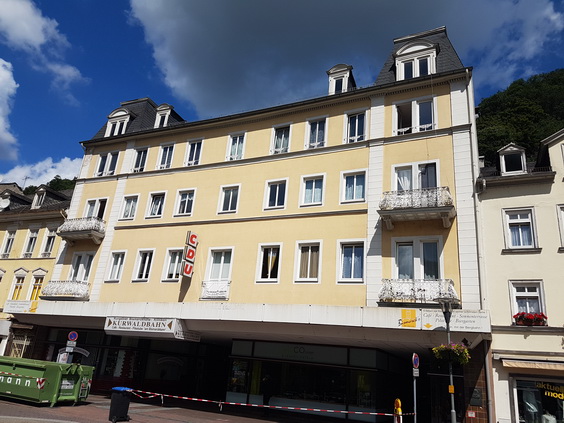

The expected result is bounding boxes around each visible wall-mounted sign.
[182,231,198,277]
[104,317,200,342]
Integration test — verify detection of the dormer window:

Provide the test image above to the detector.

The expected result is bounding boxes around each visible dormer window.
[327,64,356,95]
[395,42,437,81]
[154,104,173,128]
[32,189,46,209]
[105,109,131,137]
[498,144,527,176]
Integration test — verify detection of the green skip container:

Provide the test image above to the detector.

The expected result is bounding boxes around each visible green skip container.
[0,356,94,406]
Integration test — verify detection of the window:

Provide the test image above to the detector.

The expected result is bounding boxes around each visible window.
[394,99,435,135]
[499,145,527,175]
[227,134,245,160]
[208,250,232,281]
[296,243,320,282]
[340,243,364,282]
[11,276,24,300]
[70,253,94,282]
[394,162,437,191]
[257,245,280,283]
[176,190,195,215]
[347,113,365,143]
[220,186,239,213]
[1,231,15,258]
[400,56,432,80]
[108,252,125,281]
[302,176,324,206]
[164,250,183,281]
[395,43,437,81]
[272,126,290,154]
[395,238,441,280]
[186,140,202,166]
[265,180,286,209]
[158,144,174,169]
[342,171,365,202]
[86,198,107,219]
[511,281,544,315]
[135,250,153,281]
[133,149,147,172]
[30,276,44,301]
[32,190,45,209]
[148,193,165,217]
[105,111,130,137]
[155,112,169,128]
[121,196,138,220]
[96,152,118,176]
[308,119,326,148]
[504,209,537,249]
[23,229,38,258]
[558,205,564,249]
[41,229,56,257]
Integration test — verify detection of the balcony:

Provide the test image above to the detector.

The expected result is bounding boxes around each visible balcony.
[378,278,459,304]
[378,187,456,229]
[39,280,90,301]
[57,217,105,245]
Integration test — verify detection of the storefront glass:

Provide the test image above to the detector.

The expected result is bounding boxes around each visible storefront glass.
[516,380,564,423]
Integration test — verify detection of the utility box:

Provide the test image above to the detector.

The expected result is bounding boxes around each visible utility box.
[0,356,94,406]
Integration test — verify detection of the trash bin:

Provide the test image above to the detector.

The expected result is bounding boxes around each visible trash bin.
[0,356,94,406]
[109,387,132,423]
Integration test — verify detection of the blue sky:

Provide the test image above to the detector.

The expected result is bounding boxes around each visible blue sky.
[0,0,563,187]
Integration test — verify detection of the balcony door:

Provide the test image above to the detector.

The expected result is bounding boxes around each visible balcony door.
[395,163,436,191]
[396,240,440,280]
[70,253,94,282]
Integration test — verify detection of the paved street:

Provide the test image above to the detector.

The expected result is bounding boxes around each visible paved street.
[0,394,335,423]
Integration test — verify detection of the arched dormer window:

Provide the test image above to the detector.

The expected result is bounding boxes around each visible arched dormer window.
[327,64,356,95]
[395,42,437,81]
[154,104,173,128]
[105,108,132,137]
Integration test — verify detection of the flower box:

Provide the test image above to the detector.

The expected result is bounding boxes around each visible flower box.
[432,343,470,365]
[513,312,547,326]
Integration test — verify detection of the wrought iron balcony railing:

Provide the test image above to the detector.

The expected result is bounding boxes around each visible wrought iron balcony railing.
[39,280,90,301]
[57,217,105,244]
[379,186,454,210]
[378,278,459,304]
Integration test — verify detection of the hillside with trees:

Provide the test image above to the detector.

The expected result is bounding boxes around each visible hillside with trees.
[476,68,564,165]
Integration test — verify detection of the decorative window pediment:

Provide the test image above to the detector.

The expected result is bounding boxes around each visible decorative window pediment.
[14,267,29,277]
[32,267,48,277]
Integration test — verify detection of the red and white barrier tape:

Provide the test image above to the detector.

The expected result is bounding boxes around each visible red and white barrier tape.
[129,389,414,416]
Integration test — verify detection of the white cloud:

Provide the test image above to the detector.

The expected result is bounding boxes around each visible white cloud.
[0,0,87,105]
[0,58,18,161]
[129,0,564,117]
[0,157,82,188]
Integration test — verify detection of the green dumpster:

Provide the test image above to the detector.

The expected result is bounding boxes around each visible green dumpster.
[0,356,94,406]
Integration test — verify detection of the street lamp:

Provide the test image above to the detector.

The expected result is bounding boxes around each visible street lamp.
[436,297,459,423]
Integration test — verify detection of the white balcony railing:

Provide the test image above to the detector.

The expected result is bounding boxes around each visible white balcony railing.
[379,187,454,210]
[57,217,105,244]
[378,278,458,304]
[39,280,90,301]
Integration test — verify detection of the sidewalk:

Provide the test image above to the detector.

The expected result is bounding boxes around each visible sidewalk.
[0,394,338,423]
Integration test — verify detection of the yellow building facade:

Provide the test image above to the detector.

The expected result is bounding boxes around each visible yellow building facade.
[4,27,490,422]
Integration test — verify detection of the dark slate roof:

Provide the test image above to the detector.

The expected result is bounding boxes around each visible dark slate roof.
[0,184,72,215]
[0,183,23,194]
[375,26,465,87]
[91,98,185,139]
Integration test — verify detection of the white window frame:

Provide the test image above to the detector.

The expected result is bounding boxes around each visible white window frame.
[509,280,545,316]
[1,230,16,258]
[393,96,437,136]
[499,150,527,175]
[133,249,155,282]
[10,269,28,301]
[256,243,282,284]
[120,195,139,220]
[206,248,234,282]
[162,248,183,282]
[185,139,203,166]
[294,240,322,283]
[104,110,130,137]
[22,228,39,258]
[395,43,437,81]
[68,252,94,282]
[392,236,444,280]
[40,228,57,258]
[264,178,288,210]
[345,111,366,143]
[558,204,564,250]
[106,251,126,282]
[133,148,148,173]
[218,184,240,214]
[271,124,291,154]
[95,152,119,176]
[306,117,327,149]
[391,160,439,191]
[31,189,46,209]
[30,268,47,301]
[174,188,196,216]
[502,208,538,250]
[226,133,245,161]
[154,110,170,128]
[337,239,365,284]
[146,192,166,218]
[157,143,174,170]
[300,174,325,207]
[341,169,367,203]
[85,198,108,219]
